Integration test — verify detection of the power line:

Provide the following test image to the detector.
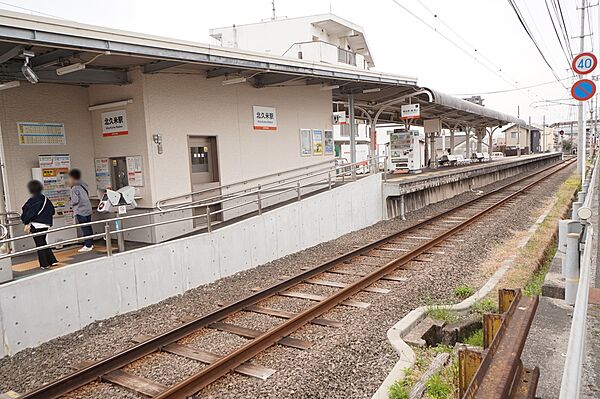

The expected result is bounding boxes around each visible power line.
[507,0,569,89]
[414,0,522,86]
[391,0,545,103]
[0,1,66,20]
[452,77,571,96]
[544,0,575,68]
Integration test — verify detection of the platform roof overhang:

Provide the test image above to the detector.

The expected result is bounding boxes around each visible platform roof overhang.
[0,10,523,129]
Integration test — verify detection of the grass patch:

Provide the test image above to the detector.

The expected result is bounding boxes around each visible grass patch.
[426,304,459,323]
[501,171,579,291]
[471,298,497,315]
[454,284,474,299]
[425,373,453,399]
[463,328,484,347]
[388,378,410,399]
[523,242,557,296]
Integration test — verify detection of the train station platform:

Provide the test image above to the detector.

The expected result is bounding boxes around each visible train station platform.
[383,153,562,217]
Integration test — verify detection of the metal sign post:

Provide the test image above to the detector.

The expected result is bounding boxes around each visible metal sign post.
[571,49,598,180]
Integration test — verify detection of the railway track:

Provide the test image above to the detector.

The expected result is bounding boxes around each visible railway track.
[19,158,575,399]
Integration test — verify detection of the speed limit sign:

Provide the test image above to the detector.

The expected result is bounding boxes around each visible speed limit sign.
[572,52,598,75]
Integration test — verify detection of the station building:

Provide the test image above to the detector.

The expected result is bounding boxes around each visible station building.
[0,10,564,358]
[0,10,524,250]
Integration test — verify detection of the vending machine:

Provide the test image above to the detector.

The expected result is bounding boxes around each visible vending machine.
[387,129,421,173]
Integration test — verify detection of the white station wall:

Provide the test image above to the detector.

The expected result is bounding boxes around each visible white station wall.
[0,173,383,357]
[143,72,334,203]
[0,83,95,215]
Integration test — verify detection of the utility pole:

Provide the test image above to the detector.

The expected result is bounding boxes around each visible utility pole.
[577,0,586,178]
[517,105,521,157]
[543,115,546,152]
[528,116,532,153]
[271,0,276,20]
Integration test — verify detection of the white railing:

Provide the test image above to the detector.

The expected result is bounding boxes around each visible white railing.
[0,156,386,262]
[559,154,599,398]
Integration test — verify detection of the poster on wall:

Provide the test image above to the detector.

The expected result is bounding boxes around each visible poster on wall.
[126,155,144,186]
[95,158,111,189]
[312,129,324,155]
[300,129,312,156]
[324,130,334,155]
[101,109,129,137]
[38,154,74,224]
[18,122,66,145]
[252,105,277,131]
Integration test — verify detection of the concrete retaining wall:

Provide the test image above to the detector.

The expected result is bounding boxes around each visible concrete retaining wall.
[0,173,383,358]
[384,154,562,218]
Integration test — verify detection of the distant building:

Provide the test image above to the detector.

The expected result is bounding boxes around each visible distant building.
[501,123,552,152]
[210,14,375,70]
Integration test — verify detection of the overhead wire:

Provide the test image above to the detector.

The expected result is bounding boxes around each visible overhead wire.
[507,0,570,89]
[391,0,551,105]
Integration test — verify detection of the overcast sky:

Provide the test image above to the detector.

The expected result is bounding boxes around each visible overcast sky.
[2,0,597,125]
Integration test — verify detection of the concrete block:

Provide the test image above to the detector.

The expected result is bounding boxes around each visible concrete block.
[319,192,337,242]
[217,224,251,277]
[75,255,138,325]
[351,187,368,231]
[300,198,322,249]
[182,234,220,290]
[246,218,267,267]
[134,242,185,307]
[261,211,279,263]
[0,268,80,354]
[275,205,301,258]
[110,254,140,312]
[334,188,353,236]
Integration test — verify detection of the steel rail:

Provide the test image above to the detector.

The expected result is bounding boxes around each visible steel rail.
[462,290,539,398]
[155,161,572,399]
[17,159,574,399]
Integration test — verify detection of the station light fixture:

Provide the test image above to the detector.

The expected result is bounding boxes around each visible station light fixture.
[320,84,340,91]
[56,52,109,76]
[221,76,247,86]
[88,98,133,111]
[56,62,86,76]
[0,81,20,91]
[362,88,381,94]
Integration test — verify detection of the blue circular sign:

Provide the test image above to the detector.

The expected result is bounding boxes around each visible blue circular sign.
[571,79,596,101]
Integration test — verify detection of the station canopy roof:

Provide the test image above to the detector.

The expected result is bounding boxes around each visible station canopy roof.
[0,10,524,129]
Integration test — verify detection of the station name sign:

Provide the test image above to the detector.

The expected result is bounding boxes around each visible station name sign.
[401,103,420,119]
[101,109,128,137]
[253,105,277,131]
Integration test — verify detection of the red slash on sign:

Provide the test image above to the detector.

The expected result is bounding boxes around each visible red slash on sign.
[571,79,596,101]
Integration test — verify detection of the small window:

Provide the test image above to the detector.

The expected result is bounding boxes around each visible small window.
[511,132,518,139]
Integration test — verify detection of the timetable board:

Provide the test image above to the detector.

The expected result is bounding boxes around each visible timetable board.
[18,122,66,145]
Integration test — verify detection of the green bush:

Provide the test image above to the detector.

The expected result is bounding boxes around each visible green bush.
[454,284,475,299]
[463,329,484,347]
[426,304,459,323]
[471,298,497,315]
[425,373,452,398]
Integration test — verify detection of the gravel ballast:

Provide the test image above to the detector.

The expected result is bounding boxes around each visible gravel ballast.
[0,163,576,398]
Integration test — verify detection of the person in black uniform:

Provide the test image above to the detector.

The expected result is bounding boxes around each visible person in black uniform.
[21,180,57,269]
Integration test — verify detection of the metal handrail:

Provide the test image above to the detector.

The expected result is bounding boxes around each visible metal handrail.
[559,155,599,398]
[156,158,335,210]
[0,156,386,261]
